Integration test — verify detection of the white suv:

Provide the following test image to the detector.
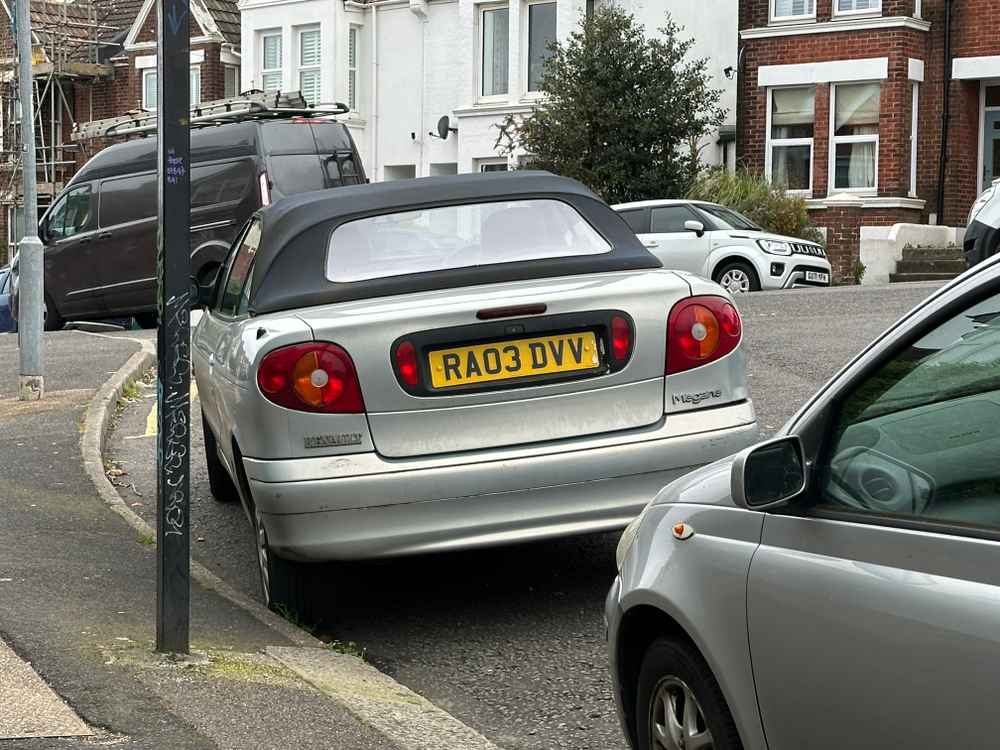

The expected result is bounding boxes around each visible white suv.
[612,199,832,293]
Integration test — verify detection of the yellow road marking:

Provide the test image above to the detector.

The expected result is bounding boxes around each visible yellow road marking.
[140,381,199,439]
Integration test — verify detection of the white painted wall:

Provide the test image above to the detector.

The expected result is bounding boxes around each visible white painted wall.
[240,0,738,181]
[859,224,966,286]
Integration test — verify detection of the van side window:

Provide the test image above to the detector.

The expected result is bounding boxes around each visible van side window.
[191,161,254,209]
[47,185,95,240]
[99,175,157,227]
[219,220,261,316]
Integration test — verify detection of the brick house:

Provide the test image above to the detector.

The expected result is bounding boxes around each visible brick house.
[0,0,240,264]
[738,0,1000,280]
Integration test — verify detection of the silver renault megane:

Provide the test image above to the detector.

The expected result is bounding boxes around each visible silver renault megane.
[191,171,758,613]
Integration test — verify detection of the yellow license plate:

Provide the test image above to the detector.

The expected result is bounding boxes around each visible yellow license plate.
[428,331,601,389]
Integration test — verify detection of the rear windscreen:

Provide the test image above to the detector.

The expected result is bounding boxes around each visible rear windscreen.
[325,199,612,283]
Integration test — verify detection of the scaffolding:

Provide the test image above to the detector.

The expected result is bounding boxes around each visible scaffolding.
[1,0,119,261]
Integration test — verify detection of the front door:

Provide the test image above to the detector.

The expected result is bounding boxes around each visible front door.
[643,205,711,275]
[748,287,1000,748]
[42,183,103,319]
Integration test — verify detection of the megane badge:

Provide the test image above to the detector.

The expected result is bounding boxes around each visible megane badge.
[672,523,695,541]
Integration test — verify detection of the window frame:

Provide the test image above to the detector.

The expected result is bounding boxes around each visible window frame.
[348,26,359,112]
[215,218,261,319]
[478,158,509,173]
[778,278,1000,543]
[142,68,157,110]
[524,0,556,95]
[829,81,881,196]
[260,31,283,93]
[478,3,510,102]
[770,0,816,24]
[832,0,882,17]
[297,26,322,106]
[765,86,815,197]
[142,67,202,110]
[224,64,240,99]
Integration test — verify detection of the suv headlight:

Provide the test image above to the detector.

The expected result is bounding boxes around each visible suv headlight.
[969,184,996,225]
[757,239,792,256]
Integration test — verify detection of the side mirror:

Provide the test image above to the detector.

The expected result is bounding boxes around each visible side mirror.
[190,267,220,310]
[731,435,807,510]
[684,220,705,238]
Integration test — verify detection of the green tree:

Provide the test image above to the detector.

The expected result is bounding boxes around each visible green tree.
[497,7,726,204]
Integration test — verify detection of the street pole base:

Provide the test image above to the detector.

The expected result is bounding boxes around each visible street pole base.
[18,375,44,402]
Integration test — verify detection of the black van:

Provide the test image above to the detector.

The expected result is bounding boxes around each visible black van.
[32,118,365,327]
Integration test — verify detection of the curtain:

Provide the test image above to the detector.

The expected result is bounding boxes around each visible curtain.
[772,87,815,138]
[835,83,880,135]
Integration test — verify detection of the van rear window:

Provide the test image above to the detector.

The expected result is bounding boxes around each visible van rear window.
[325,199,612,283]
[268,155,326,198]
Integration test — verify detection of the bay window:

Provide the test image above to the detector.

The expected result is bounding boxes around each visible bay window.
[767,87,815,193]
[481,6,509,98]
[261,32,282,92]
[298,27,321,106]
[526,1,556,93]
[771,0,815,21]
[832,82,880,192]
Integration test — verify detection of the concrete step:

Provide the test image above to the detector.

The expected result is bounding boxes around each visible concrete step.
[890,272,963,283]
[900,246,964,261]
[895,258,968,275]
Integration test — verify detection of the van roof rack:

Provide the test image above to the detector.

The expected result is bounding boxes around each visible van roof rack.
[71,91,350,142]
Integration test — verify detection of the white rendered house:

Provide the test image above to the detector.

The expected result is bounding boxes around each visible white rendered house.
[239,0,737,181]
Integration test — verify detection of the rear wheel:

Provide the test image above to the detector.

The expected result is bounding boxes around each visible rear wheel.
[714,261,760,294]
[253,506,322,626]
[202,413,239,503]
[635,638,743,750]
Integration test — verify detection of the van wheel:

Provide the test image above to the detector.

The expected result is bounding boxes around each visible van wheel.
[202,413,239,503]
[714,261,760,294]
[43,296,63,331]
[635,638,743,750]
[254,506,322,627]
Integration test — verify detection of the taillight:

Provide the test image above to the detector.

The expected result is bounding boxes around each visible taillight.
[666,296,742,375]
[259,172,271,206]
[395,340,419,386]
[611,315,632,362]
[257,342,364,413]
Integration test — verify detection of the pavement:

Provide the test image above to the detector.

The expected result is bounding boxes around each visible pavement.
[103,282,945,750]
[0,330,402,749]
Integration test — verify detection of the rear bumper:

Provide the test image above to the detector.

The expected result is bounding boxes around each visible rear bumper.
[244,401,758,561]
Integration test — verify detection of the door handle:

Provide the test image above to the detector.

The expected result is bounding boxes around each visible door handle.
[98,231,112,239]
[78,236,92,244]
[642,239,659,248]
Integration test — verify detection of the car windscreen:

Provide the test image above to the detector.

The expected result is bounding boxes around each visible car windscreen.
[695,204,761,231]
[325,199,612,283]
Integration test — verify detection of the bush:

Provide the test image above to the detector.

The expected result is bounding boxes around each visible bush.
[686,168,824,244]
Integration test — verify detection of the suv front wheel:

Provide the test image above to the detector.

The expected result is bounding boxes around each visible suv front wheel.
[714,261,760,294]
[635,637,743,750]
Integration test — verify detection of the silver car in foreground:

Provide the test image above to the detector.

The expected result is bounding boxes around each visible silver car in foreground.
[192,172,758,613]
[609,254,1000,749]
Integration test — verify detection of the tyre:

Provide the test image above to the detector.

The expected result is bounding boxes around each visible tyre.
[253,506,322,626]
[202,413,239,503]
[43,295,63,331]
[714,261,761,294]
[635,637,743,750]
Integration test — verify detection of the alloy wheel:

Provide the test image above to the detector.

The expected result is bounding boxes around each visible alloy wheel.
[650,676,715,750]
[255,508,271,608]
[719,269,751,294]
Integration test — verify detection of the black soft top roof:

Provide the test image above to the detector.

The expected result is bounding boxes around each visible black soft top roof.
[250,171,662,314]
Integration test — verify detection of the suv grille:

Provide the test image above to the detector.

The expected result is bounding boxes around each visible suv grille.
[791,243,826,257]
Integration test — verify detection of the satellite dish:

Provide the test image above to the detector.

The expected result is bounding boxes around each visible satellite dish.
[434,115,458,140]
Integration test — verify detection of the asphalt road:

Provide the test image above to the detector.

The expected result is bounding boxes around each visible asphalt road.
[108,282,941,750]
